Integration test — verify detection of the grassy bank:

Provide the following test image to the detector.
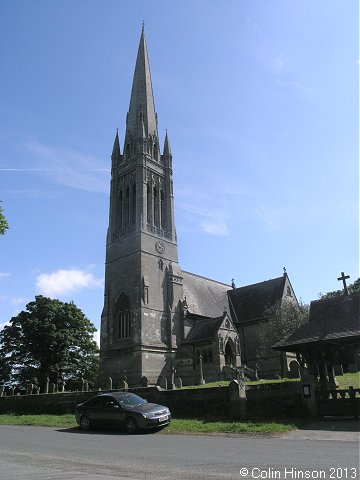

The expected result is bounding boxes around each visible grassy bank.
[179,372,360,390]
[0,414,295,434]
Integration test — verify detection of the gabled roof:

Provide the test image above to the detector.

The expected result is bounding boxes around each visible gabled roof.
[273,293,360,351]
[184,314,225,343]
[182,271,230,318]
[228,276,286,323]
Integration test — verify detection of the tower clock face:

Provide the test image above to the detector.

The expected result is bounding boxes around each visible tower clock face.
[155,241,165,254]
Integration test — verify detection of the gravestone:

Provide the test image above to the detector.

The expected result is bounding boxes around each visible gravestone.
[229,379,247,420]
[353,354,360,371]
[348,363,357,374]
[289,360,300,378]
[118,378,128,390]
[175,377,182,388]
[105,377,113,390]
[78,377,85,392]
[158,375,167,390]
[334,364,343,376]
[45,377,50,394]
[141,376,148,387]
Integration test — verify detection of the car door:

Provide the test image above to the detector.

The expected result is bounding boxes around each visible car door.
[102,397,127,428]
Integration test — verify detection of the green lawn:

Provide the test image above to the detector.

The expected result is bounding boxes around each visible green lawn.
[179,372,360,389]
[0,414,294,434]
[336,372,360,389]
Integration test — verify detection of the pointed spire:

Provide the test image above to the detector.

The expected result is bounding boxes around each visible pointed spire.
[112,129,121,158]
[127,27,157,139]
[163,130,172,157]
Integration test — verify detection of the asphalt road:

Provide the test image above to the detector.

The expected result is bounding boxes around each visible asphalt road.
[0,424,358,480]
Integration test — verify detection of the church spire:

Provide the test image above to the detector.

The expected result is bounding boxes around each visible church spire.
[126,27,158,139]
[163,130,172,157]
[111,129,121,159]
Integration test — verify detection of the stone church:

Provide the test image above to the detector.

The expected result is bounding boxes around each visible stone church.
[99,29,297,387]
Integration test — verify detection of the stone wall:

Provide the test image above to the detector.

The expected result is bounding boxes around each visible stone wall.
[246,382,304,418]
[0,382,305,419]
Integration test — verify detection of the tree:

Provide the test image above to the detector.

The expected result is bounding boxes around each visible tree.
[318,278,360,300]
[0,201,9,235]
[0,296,99,390]
[257,300,309,377]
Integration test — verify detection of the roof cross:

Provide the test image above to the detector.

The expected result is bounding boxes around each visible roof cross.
[337,271,350,295]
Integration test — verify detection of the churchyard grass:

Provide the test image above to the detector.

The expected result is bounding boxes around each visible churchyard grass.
[0,414,295,433]
[0,414,75,428]
[179,372,360,389]
[336,372,360,389]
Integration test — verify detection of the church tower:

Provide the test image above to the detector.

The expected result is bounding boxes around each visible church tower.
[99,28,183,387]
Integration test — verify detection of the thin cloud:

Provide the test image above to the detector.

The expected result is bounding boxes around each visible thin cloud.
[36,268,103,297]
[10,297,30,307]
[0,272,10,280]
[200,221,229,236]
[22,140,110,193]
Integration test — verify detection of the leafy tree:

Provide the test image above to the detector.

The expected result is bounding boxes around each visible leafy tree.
[257,300,309,377]
[318,278,360,300]
[0,296,99,390]
[0,201,9,235]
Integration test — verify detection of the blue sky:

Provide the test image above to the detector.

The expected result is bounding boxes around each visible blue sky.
[0,1,358,343]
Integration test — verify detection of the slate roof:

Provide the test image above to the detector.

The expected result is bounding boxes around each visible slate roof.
[228,276,286,323]
[273,293,360,351]
[182,271,231,318]
[185,315,225,343]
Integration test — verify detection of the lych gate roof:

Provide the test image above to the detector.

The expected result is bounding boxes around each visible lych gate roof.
[228,276,286,323]
[185,315,225,343]
[182,271,230,318]
[273,293,360,352]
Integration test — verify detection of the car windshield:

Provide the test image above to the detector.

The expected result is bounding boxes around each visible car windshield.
[119,394,147,408]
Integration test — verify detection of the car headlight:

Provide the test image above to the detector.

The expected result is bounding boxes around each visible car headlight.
[142,413,152,419]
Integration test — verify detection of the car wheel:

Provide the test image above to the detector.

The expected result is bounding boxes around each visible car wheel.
[80,415,91,431]
[125,417,138,434]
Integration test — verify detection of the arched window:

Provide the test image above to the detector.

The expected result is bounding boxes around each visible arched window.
[158,259,164,270]
[117,190,123,230]
[208,349,213,363]
[160,190,165,229]
[153,187,159,226]
[124,187,130,226]
[125,143,130,159]
[131,183,136,225]
[117,293,130,339]
[224,342,235,366]
[147,183,152,224]
[203,351,208,363]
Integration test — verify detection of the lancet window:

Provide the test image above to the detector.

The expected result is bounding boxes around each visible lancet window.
[117,293,130,339]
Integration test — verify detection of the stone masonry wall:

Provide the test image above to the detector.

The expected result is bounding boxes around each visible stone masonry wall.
[0,382,305,418]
